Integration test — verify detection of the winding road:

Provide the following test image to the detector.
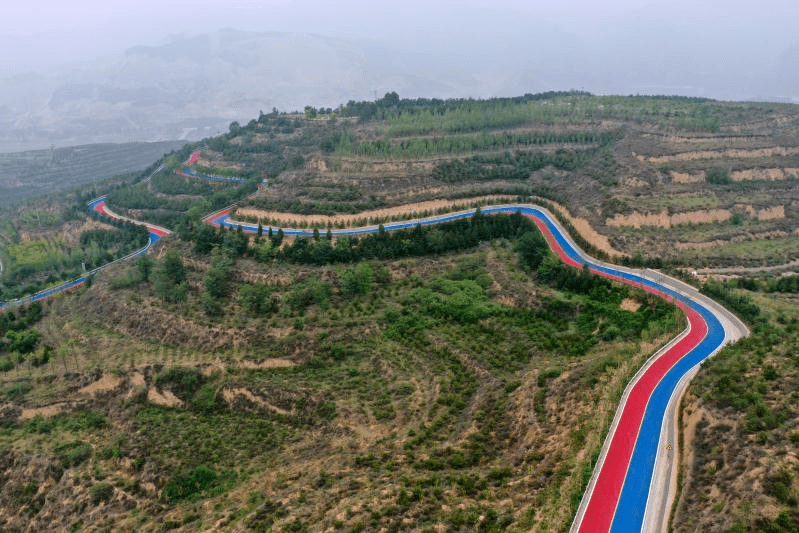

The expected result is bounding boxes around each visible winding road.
[0,197,169,310]
[175,151,244,183]
[3,151,748,531]
[208,203,749,532]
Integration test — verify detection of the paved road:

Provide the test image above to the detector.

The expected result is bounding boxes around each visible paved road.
[88,197,170,239]
[0,147,224,308]
[176,150,244,183]
[5,195,748,532]
[209,203,748,532]
[0,197,171,310]
[639,273,748,533]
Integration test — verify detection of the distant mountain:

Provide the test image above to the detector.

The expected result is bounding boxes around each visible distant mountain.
[0,28,797,153]
[0,30,476,152]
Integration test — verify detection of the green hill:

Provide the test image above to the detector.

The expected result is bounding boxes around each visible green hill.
[0,93,798,532]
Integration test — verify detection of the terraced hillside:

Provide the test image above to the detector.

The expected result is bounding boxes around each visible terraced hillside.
[0,141,186,207]
[0,93,798,532]
[183,94,799,271]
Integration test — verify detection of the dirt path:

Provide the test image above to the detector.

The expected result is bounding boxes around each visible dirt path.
[236,195,627,258]
[236,195,517,227]
[642,146,799,165]
[690,258,799,276]
[543,199,627,258]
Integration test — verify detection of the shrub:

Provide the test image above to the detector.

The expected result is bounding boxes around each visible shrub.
[285,276,330,310]
[701,280,760,324]
[63,410,107,431]
[163,465,219,501]
[90,483,114,504]
[155,367,206,403]
[706,167,731,185]
[55,441,93,468]
[192,384,219,413]
[764,468,795,505]
[408,278,502,324]
[2,381,32,400]
[317,401,337,420]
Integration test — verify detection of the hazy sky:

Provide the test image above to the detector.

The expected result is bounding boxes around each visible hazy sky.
[0,0,796,151]
[1,0,798,115]
[4,0,798,72]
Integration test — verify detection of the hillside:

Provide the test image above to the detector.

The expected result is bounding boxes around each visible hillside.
[0,93,798,531]
[0,141,186,206]
[4,25,799,153]
[174,93,799,270]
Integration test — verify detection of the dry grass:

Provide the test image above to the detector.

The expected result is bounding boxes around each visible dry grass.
[235,195,516,227]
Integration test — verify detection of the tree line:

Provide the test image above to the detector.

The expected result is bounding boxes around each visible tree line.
[278,211,537,265]
[339,90,591,122]
[330,130,622,159]
[431,148,597,183]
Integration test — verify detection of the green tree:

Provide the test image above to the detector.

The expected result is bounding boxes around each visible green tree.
[380,91,400,107]
[272,228,284,248]
[240,284,277,314]
[162,250,185,283]
[201,291,223,316]
[194,224,219,255]
[6,329,40,354]
[222,231,248,258]
[204,254,232,299]
[252,240,274,263]
[341,263,374,296]
[515,231,548,271]
[153,250,188,302]
[291,155,305,168]
[135,254,154,282]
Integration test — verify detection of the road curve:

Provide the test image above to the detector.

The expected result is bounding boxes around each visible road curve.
[209,203,749,532]
[87,197,171,240]
[0,198,170,310]
[176,150,245,183]
[3,193,747,532]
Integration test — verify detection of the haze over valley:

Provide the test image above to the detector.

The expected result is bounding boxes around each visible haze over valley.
[2,0,799,151]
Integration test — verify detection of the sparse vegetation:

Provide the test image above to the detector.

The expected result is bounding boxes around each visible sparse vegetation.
[673,286,799,532]
[1,91,798,531]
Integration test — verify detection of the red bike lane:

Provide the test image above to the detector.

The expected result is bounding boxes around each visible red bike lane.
[529,215,708,532]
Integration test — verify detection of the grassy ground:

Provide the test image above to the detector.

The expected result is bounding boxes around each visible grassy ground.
[0,93,798,531]
[0,238,681,532]
[672,288,799,531]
